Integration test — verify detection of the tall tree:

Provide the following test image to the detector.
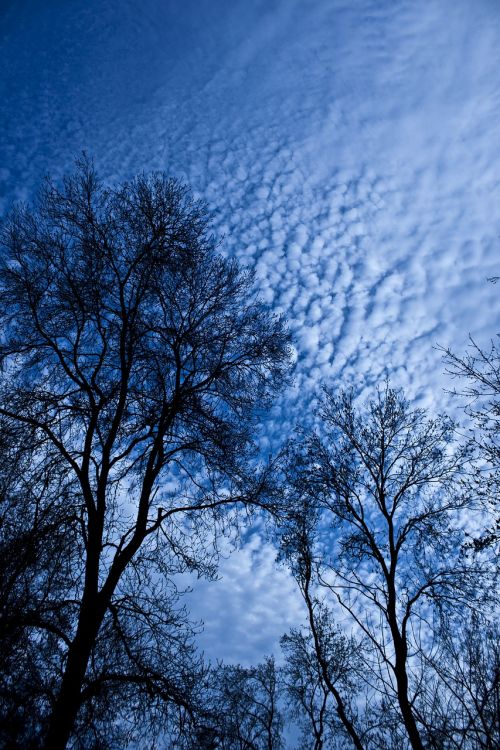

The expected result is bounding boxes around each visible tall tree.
[281,384,486,749]
[0,158,291,749]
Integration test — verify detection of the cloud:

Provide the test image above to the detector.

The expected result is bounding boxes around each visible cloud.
[186,534,304,666]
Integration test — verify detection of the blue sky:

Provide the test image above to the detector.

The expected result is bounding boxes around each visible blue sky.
[1,0,499,666]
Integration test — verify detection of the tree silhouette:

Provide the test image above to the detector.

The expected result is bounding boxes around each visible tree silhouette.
[440,334,500,551]
[417,611,499,748]
[0,158,291,749]
[280,384,488,749]
[281,621,363,750]
[207,657,284,750]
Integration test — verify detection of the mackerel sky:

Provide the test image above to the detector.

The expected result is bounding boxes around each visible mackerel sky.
[1,0,499,665]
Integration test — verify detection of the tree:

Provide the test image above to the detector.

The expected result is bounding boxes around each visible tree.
[0,158,291,749]
[417,611,500,749]
[281,622,362,750]
[192,657,284,750]
[278,496,366,750]
[440,335,500,550]
[0,419,84,747]
[280,384,486,749]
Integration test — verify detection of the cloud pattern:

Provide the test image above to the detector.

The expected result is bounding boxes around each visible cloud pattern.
[1,0,499,663]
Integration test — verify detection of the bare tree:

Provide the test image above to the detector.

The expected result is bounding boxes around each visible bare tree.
[279,497,366,750]
[440,335,500,550]
[204,657,284,750]
[281,627,330,750]
[175,656,284,750]
[0,158,291,749]
[281,621,363,750]
[281,384,487,750]
[413,611,499,750]
[0,419,82,747]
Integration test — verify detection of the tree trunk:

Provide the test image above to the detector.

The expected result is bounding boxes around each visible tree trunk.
[43,601,102,750]
[386,570,425,750]
[393,638,425,750]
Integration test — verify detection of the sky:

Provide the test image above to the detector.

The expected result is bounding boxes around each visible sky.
[1,0,499,666]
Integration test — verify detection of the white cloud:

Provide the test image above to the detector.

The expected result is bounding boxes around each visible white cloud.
[187,534,304,666]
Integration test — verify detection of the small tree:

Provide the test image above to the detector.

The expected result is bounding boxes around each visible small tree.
[0,419,81,746]
[202,657,284,750]
[417,611,500,749]
[281,622,362,750]
[0,158,291,749]
[281,384,484,749]
[279,496,365,750]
